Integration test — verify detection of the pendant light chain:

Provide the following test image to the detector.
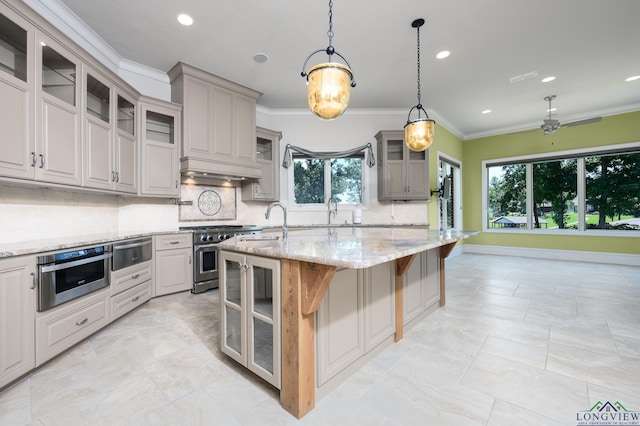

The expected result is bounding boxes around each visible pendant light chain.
[416,23,422,109]
[327,0,334,58]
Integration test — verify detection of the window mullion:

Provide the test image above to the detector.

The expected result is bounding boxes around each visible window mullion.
[577,158,586,231]
[324,159,332,203]
[526,163,533,230]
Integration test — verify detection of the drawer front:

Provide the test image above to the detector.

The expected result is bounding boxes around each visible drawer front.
[155,233,191,250]
[36,288,110,366]
[110,260,153,295]
[111,281,152,321]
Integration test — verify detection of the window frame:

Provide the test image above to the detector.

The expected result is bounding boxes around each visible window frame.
[482,141,640,237]
[288,151,368,211]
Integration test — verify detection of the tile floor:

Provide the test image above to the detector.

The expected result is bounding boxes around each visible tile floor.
[1,253,639,425]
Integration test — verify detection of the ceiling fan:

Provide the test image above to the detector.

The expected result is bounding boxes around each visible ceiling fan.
[539,95,602,135]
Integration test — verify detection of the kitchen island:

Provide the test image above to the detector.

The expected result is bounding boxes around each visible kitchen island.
[219,226,477,419]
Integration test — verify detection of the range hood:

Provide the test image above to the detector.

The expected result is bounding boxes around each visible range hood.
[180,157,262,182]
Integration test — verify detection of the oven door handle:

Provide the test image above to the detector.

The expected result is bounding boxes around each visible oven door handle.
[113,239,152,251]
[39,252,112,273]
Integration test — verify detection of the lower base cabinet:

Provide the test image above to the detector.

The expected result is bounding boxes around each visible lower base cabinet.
[110,260,153,321]
[35,287,111,366]
[219,251,281,389]
[154,234,192,296]
[0,256,36,389]
[403,250,440,326]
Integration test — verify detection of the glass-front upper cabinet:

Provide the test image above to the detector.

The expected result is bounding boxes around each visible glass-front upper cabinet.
[41,44,76,106]
[0,12,27,82]
[117,94,135,135]
[86,73,109,123]
[146,110,174,144]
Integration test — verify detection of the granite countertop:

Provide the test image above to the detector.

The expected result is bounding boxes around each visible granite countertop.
[0,229,191,258]
[219,227,478,269]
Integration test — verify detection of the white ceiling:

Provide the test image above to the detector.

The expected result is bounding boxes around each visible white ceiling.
[52,0,640,139]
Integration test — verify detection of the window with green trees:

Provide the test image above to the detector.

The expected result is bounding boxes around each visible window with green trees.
[486,148,640,232]
[293,155,363,205]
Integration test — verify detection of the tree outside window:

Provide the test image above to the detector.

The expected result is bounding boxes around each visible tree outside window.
[293,156,363,205]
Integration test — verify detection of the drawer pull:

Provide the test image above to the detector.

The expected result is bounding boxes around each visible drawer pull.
[76,318,89,326]
[169,241,180,245]
[132,296,140,302]
[131,273,140,279]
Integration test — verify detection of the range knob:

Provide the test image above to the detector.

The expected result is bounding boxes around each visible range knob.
[199,235,208,243]
[207,235,214,242]
[218,234,229,241]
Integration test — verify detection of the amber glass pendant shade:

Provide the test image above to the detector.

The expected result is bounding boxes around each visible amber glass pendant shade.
[306,63,352,120]
[404,118,435,151]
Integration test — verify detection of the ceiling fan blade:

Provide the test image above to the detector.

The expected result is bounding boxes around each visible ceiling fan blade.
[560,116,602,128]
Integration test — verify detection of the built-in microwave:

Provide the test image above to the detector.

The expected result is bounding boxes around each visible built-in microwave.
[37,244,112,311]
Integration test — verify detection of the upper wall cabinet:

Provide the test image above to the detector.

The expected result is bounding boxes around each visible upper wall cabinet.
[168,62,262,179]
[241,127,282,202]
[138,96,181,197]
[376,130,429,201]
[0,6,35,180]
[82,67,138,194]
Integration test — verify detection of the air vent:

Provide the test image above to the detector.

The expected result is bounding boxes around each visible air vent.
[509,71,538,84]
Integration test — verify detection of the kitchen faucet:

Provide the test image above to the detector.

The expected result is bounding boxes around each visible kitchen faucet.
[265,202,288,240]
[327,197,338,225]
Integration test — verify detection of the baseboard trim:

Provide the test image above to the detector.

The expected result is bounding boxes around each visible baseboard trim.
[462,244,640,266]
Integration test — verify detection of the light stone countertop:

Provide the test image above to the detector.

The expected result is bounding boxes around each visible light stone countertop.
[219,227,478,269]
[0,229,191,258]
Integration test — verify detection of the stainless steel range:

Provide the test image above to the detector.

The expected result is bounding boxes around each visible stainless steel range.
[180,225,262,294]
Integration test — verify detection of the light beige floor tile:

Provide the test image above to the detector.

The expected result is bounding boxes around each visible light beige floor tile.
[550,322,617,355]
[487,399,569,426]
[461,351,588,424]
[480,335,548,369]
[0,379,31,426]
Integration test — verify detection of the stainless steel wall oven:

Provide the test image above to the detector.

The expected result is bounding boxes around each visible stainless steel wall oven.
[180,226,262,294]
[37,244,112,311]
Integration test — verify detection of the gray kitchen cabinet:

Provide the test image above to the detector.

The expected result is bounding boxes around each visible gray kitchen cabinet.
[110,259,152,320]
[0,6,35,181]
[35,287,111,366]
[364,262,395,351]
[376,130,429,200]
[36,32,82,186]
[139,96,181,197]
[168,62,262,179]
[113,91,137,193]
[219,250,281,388]
[0,256,36,389]
[242,127,282,201]
[154,233,192,296]
[403,250,440,327]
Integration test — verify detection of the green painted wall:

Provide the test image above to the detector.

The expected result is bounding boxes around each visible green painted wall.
[461,110,640,254]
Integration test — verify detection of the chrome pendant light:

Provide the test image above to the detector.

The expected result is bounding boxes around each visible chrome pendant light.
[404,18,435,152]
[300,0,356,120]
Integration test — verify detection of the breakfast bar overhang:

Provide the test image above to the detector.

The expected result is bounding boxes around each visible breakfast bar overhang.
[220,227,478,419]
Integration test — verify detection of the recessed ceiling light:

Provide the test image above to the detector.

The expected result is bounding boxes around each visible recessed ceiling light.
[177,14,193,26]
[541,76,556,83]
[253,53,268,63]
[626,75,640,82]
[481,109,491,114]
[436,50,450,59]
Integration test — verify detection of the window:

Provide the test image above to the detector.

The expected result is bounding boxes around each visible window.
[292,154,363,206]
[485,145,640,233]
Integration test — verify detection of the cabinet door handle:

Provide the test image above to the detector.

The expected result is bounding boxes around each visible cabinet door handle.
[30,272,37,290]
[131,273,140,279]
[131,296,140,302]
[31,152,37,167]
[76,318,89,326]
[111,171,116,182]
[116,172,120,182]
[39,154,45,168]
[175,180,178,189]
[189,256,192,265]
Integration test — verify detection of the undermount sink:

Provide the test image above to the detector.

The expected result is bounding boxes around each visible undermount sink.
[238,235,280,242]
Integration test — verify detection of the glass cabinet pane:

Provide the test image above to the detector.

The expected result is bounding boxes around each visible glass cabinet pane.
[224,259,241,306]
[86,74,110,123]
[117,95,135,135]
[256,137,272,161]
[0,13,27,82]
[253,318,273,373]
[146,110,174,144]
[252,265,273,318]
[225,306,242,354]
[42,45,76,105]
[409,149,426,161]
[387,140,404,161]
